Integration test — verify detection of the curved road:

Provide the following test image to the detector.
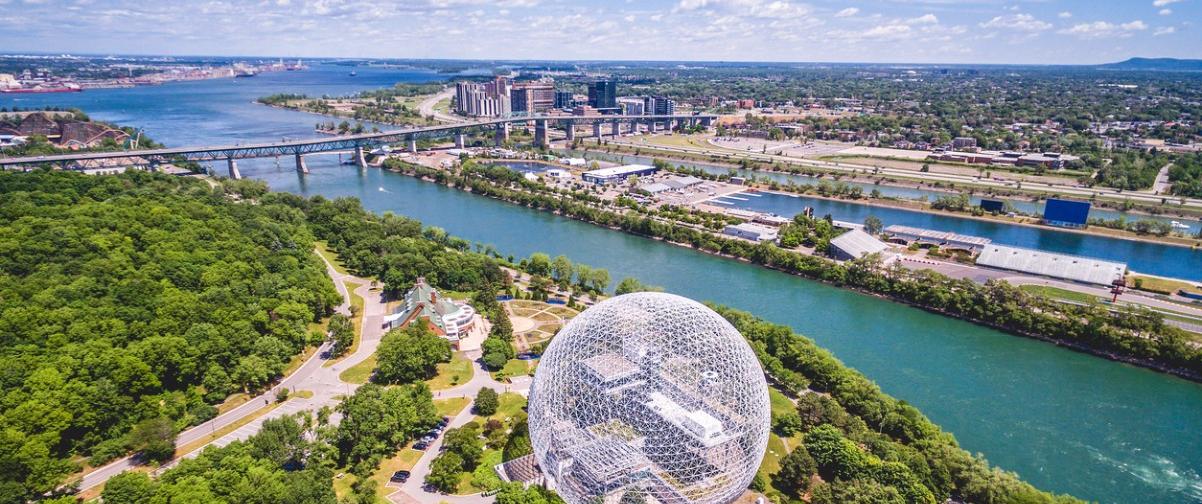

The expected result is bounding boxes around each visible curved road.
[419,87,464,124]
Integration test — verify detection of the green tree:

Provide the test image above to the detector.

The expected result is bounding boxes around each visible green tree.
[474,388,499,416]
[527,253,552,276]
[863,215,883,235]
[443,422,484,470]
[774,444,817,495]
[128,417,176,463]
[426,451,464,493]
[551,255,573,288]
[374,323,451,384]
[481,337,514,370]
[101,471,157,504]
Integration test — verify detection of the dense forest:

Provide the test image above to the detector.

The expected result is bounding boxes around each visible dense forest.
[0,170,341,501]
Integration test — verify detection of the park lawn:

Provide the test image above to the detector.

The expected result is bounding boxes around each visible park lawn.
[1019,285,1101,305]
[339,353,376,384]
[757,433,789,480]
[434,98,451,114]
[483,392,527,425]
[768,388,795,419]
[324,279,365,368]
[1129,274,1202,296]
[493,359,531,380]
[314,241,350,275]
[426,353,474,390]
[435,396,471,418]
[454,449,504,495]
[645,133,710,149]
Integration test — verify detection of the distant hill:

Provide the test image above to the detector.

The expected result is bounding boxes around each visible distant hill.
[1098,57,1202,72]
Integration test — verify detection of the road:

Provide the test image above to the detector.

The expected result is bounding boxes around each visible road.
[418,88,462,124]
[601,136,1202,210]
[1151,163,1174,195]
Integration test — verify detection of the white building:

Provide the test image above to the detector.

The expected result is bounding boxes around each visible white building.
[723,223,779,242]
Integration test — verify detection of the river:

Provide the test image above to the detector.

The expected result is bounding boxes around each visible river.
[5,66,1202,504]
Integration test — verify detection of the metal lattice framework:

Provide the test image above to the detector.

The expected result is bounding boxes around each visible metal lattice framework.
[528,292,770,504]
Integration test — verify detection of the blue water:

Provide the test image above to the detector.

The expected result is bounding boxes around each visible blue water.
[6,68,1202,503]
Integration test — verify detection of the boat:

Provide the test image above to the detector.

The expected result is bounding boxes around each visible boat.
[1171,220,1192,230]
[1,83,82,94]
[349,70,357,77]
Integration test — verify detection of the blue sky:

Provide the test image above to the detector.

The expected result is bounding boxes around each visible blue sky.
[0,0,1197,64]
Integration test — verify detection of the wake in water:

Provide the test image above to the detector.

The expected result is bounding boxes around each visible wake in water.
[1086,445,1202,501]
[378,186,389,193]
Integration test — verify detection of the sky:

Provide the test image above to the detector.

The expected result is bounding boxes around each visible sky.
[0,0,1198,65]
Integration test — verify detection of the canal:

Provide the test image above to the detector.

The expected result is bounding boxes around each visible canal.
[6,69,1202,503]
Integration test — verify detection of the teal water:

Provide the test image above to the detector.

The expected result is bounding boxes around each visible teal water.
[6,70,1202,503]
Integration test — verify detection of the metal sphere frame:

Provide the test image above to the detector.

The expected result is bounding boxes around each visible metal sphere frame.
[528,292,771,504]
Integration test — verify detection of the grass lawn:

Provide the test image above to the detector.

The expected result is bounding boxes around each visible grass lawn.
[370,448,424,489]
[757,433,789,479]
[1129,274,1202,296]
[493,359,532,380]
[768,388,795,419]
[215,392,250,414]
[426,353,474,390]
[325,279,365,368]
[483,392,527,425]
[435,396,471,418]
[1019,285,1101,305]
[339,353,376,384]
[314,240,350,275]
[434,98,451,114]
[454,449,504,495]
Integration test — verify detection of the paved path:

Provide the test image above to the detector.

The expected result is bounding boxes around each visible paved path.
[1151,163,1174,195]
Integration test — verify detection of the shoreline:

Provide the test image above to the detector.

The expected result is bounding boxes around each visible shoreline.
[569,145,1202,250]
[380,162,1202,384]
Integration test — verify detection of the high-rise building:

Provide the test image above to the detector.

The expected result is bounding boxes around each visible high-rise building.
[587,80,617,110]
[454,78,511,117]
[648,95,675,116]
[555,90,575,110]
[617,98,645,116]
[511,79,555,114]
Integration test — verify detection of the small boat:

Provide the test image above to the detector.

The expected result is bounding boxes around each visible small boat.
[1171,220,1191,230]
[349,70,357,77]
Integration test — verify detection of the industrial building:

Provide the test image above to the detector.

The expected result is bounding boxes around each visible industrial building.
[723,222,778,242]
[976,244,1127,285]
[581,164,659,184]
[828,229,893,261]
[883,225,993,252]
[1042,198,1091,228]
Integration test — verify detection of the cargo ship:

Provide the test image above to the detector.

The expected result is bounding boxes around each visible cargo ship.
[1,83,82,94]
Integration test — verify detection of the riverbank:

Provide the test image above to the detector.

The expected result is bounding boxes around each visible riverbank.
[572,144,1202,249]
[379,159,1202,384]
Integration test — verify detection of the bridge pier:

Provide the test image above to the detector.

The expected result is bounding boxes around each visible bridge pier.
[354,146,368,168]
[611,120,621,137]
[408,137,417,154]
[494,123,509,146]
[226,158,241,180]
[534,119,548,148]
[593,122,602,138]
[454,132,466,149]
[564,121,576,142]
[648,121,658,133]
[295,153,309,174]
[701,116,713,128]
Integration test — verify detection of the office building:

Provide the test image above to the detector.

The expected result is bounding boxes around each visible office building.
[511,80,555,113]
[555,90,575,109]
[588,80,617,110]
[648,95,675,116]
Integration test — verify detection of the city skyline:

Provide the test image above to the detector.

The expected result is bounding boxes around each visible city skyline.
[0,0,1198,65]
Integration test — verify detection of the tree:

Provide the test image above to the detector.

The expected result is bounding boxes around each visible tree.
[101,471,157,504]
[328,313,355,357]
[481,337,514,370]
[774,445,817,495]
[374,323,451,384]
[527,253,552,276]
[551,255,573,288]
[426,451,464,493]
[614,277,663,295]
[588,268,611,293]
[474,388,499,416]
[336,384,433,467]
[773,411,803,437]
[503,417,533,462]
[443,422,484,470]
[128,417,176,463]
[863,215,883,235]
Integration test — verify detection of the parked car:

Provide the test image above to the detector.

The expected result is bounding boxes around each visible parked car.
[413,441,430,451]
[390,470,411,483]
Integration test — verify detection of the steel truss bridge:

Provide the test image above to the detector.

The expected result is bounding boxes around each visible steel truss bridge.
[0,114,717,178]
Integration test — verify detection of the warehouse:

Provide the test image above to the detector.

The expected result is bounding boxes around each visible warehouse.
[975,244,1126,285]
[723,223,778,242]
[829,229,893,261]
[884,225,993,252]
[581,164,659,184]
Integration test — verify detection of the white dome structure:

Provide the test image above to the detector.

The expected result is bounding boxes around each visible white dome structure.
[528,292,770,504]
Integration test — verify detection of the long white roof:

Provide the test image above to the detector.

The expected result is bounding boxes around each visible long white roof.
[830,229,891,259]
[976,244,1126,285]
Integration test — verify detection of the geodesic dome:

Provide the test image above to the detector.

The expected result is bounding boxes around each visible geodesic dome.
[528,292,770,504]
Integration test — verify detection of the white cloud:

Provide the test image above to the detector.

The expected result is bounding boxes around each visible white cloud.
[834,7,858,17]
[1152,0,1180,6]
[907,13,938,25]
[980,13,1052,32]
[1159,8,1172,15]
[862,23,911,40]
[1058,11,1072,19]
[1154,26,1176,35]
[1060,19,1148,39]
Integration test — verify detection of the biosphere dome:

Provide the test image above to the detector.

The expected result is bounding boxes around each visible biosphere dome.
[527,292,770,504]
